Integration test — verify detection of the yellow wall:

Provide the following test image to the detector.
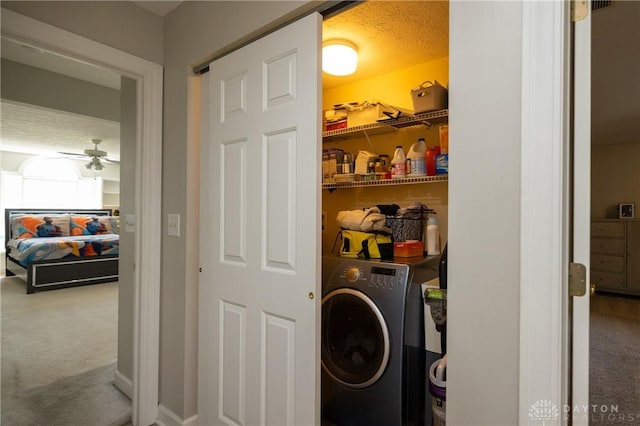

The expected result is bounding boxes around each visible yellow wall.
[322,57,450,255]
[323,56,449,111]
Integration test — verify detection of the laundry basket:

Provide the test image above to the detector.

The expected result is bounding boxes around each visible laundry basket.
[386,217,423,242]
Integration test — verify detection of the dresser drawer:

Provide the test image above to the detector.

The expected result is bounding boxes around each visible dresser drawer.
[591,238,625,255]
[591,270,625,290]
[591,254,625,272]
[591,221,625,238]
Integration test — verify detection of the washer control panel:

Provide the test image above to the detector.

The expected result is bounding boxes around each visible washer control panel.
[369,265,403,290]
[337,262,408,291]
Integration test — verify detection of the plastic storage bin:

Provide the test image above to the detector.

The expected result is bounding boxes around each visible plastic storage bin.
[411,81,448,113]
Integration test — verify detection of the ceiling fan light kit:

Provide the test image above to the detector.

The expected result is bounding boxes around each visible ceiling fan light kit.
[85,156,104,171]
[58,138,118,170]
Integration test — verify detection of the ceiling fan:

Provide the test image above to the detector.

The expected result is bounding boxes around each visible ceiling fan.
[58,139,119,171]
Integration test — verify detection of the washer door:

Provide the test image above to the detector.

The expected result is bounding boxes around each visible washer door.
[321,288,390,389]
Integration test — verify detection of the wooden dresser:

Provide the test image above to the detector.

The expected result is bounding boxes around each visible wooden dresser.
[591,219,640,296]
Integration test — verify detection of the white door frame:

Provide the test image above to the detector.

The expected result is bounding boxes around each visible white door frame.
[519,1,587,424]
[1,10,162,426]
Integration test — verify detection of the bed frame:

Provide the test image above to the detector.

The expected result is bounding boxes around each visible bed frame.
[4,208,119,294]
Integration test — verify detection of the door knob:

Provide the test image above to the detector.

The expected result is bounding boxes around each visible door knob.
[590,282,596,296]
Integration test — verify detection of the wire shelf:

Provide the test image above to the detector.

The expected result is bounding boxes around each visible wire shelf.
[322,109,449,142]
[322,174,448,191]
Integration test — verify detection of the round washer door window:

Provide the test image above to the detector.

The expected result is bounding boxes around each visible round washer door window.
[321,288,390,389]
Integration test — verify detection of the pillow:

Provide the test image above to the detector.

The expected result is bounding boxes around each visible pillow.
[11,214,70,239]
[70,215,118,235]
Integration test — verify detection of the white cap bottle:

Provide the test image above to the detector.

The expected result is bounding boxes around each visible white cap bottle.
[426,215,441,255]
[391,145,406,179]
[407,138,427,176]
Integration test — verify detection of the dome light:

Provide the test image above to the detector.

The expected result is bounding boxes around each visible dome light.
[322,40,358,76]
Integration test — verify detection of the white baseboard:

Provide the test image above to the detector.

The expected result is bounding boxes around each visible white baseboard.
[114,369,133,400]
[156,404,198,426]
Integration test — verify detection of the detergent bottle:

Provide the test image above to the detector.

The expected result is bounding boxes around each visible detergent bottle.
[426,146,440,176]
[407,138,427,176]
[392,145,406,179]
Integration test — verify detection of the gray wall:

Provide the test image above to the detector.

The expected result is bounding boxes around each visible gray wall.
[591,2,640,219]
[1,1,163,65]
[592,143,640,219]
[448,1,521,424]
[1,59,120,121]
[117,76,137,382]
[591,0,640,146]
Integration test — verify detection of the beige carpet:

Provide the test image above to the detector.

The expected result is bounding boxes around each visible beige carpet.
[1,277,131,426]
[590,293,640,425]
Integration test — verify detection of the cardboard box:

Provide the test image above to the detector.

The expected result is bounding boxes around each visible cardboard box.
[347,103,386,128]
[394,241,424,257]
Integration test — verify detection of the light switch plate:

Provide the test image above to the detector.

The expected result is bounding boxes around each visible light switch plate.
[168,214,180,237]
[124,215,135,233]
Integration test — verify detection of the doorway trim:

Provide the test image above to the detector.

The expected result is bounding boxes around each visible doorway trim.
[1,9,162,426]
[519,0,570,422]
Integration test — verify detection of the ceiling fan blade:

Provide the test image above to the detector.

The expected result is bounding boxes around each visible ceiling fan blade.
[104,158,120,164]
[58,151,87,157]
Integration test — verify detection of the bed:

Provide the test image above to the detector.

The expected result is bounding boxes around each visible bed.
[4,208,119,293]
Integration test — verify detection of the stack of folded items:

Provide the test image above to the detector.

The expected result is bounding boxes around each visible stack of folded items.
[336,207,391,233]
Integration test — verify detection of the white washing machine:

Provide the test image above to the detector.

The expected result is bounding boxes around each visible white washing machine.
[321,256,439,426]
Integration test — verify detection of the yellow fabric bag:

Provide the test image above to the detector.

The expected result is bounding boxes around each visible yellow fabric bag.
[338,230,393,259]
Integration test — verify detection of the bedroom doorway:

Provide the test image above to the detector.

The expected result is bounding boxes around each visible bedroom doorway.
[1,9,162,426]
[0,31,133,426]
[0,34,135,425]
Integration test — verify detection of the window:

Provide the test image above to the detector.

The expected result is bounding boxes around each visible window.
[0,157,103,240]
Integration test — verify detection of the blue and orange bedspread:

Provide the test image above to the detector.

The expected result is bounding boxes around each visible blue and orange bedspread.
[7,234,119,267]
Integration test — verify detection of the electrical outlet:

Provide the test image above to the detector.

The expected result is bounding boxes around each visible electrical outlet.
[168,214,180,237]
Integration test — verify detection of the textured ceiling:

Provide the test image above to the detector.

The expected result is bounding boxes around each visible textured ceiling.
[323,0,449,89]
[0,100,120,159]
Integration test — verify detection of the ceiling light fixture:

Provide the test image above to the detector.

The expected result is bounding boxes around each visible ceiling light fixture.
[85,157,104,172]
[322,40,358,76]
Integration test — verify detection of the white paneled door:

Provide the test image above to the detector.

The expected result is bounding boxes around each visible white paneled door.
[198,13,322,426]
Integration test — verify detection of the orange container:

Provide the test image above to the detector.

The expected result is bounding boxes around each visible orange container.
[394,241,424,257]
[439,125,449,154]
